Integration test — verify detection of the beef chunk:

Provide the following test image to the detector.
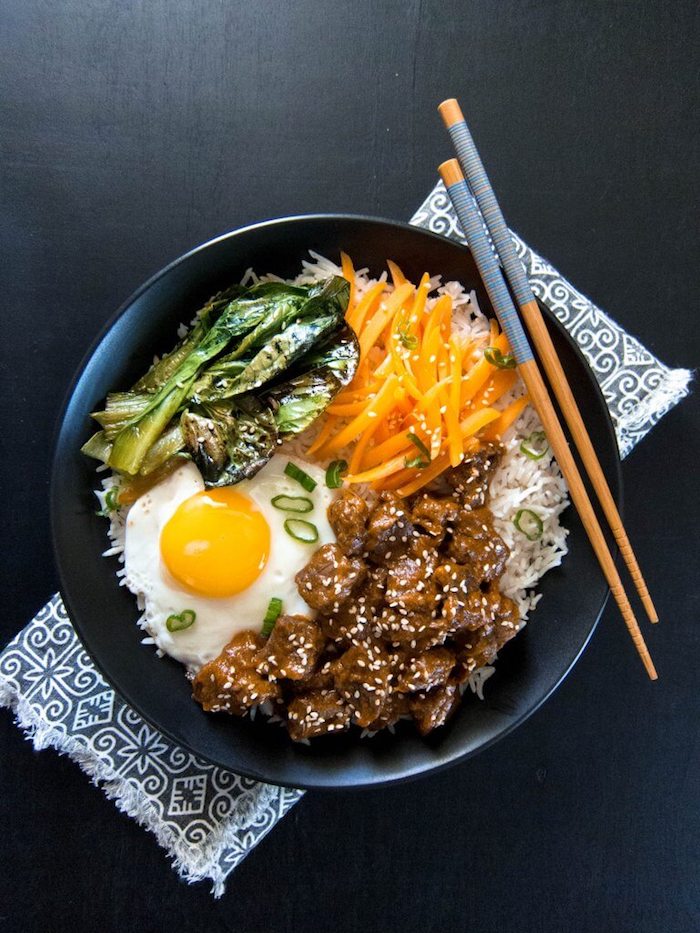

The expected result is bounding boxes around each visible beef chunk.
[410,682,461,735]
[286,689,352,741]
[410,493,460,539]
[384,555,439,613]
[362,566,389,615]
[492,595,521,646]
[377,608,452,651]
[408,533,441,573]
[330,642,394,727]
[454,507,497,539]
[192,631,280,715]
[318,566,387,647]
[443,589,504,632]
[288,657,337,693]
[365,492,414,565]
[257,614,325,681]
[295,543,366,613]
[434,560,479,599]
[447,509,509,582]
[327,489,368,556]
[396,647,455,693]
[453,596,520,677]
[318,601,379,648]
[363,692,412,733]
[444,443,502,509]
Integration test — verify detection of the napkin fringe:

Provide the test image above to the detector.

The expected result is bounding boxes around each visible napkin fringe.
[616,367,693,452]
[0,671,277,896]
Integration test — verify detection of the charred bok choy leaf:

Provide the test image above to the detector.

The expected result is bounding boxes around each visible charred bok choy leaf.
[197,276,350,402]
[106,283,310,474]
[264,324,360,436]
[83,272,356,487]
[181,396,277,487]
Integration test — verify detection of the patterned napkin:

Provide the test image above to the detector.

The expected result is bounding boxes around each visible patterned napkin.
[0,185,691,896]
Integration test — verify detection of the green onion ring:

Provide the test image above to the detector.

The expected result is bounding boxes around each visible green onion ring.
[271,494,314,513]
[283,518,319,543]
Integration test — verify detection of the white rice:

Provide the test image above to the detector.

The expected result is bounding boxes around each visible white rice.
[96,252,569,703]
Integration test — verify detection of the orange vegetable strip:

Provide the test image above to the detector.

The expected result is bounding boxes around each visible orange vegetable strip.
[361,430,421,470]
[459,331,510,407]
[374,467,416,491]
[332,384,380,404]
[412,376,452,415]
[349,424,376,474]
[489,317,499,343]
[471,369,518,409]
[388,317,423,400]
[359,284,414,360]
[344,450,414,485]
[458,406,501,438]
[481,396,530,441]
[306,416,337,457]
[396,454,451,497]
[412,274,431,318]
[444,338,464,466]
[319,374,400,455]
[396,438,482,497]
[443,396,463,467]
[387,260,407,287]
[326,399,374,417]
[346,281,385,334]
[374,421,392,444]
[421,294,451,349]
[340,252,356,311]
[449,336,462,413]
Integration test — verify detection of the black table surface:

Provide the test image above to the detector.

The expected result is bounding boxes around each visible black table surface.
[2,2,698,931]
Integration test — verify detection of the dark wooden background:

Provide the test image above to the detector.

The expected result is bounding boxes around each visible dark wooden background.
[2,2,698,931]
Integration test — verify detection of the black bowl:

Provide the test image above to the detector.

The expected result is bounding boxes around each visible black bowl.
[51,215,620,789]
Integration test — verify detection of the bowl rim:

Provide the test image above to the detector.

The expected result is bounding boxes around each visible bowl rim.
[50,213,622,790]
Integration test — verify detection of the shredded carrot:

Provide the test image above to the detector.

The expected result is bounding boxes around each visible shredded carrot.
[305,254,531,493]
[460,331,510,408]
[470,369,518,409]
[345,450,415,485]
[318,374,401,456]
[346,281,385,335]
[359,283,414,361]
[306,416,336,457]
[340,252,356,312]
[481,396,530,440]
[387,260,407,287]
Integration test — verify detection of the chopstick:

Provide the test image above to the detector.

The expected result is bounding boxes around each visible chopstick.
[437,157,657,680]
[438,98,659,626]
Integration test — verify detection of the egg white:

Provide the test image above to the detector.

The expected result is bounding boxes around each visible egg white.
[123,456,337,671]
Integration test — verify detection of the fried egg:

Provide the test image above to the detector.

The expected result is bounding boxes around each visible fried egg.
[123,456,336,670]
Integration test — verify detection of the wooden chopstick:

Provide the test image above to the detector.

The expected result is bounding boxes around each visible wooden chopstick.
[439,98,659,625]
[438,158,657,680]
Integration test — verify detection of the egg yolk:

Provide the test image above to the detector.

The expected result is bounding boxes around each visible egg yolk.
[160,488,270,597]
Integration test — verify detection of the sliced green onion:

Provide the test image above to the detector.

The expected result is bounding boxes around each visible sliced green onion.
[283,518,319,543]
[398,327,418,350]
[284,461,317,492]
[513,508,543,541]
[405,431,431,468]
[261,597,283,637]
[407,432,431,460]
[271,494,313,513]
[325,459,348,488]
[484,346,516,369]
[166,609,196,633]
[96,486,121,517]
[520,430,549,460]
[405,455,429,469]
